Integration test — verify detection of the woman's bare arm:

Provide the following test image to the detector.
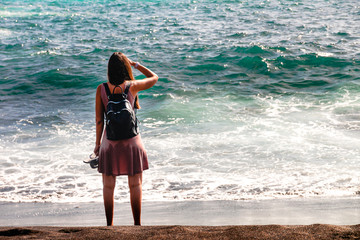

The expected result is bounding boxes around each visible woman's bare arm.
[129,60,158,94]
[94,84,104,155]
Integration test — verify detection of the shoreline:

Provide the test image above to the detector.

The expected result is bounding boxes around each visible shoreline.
[1,197,359,227]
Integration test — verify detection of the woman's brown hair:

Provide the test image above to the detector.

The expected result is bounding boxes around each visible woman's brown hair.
[107,52,140,109]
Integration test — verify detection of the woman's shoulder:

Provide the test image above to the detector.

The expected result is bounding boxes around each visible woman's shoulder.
[127,80,137,90]
[127,79,143,91]
[96,83,106,96]
[97,82,105,89]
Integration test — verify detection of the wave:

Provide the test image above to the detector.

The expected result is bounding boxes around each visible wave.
[271,54,353,69]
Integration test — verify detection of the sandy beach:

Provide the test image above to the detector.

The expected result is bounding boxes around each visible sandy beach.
[1,225,360,239]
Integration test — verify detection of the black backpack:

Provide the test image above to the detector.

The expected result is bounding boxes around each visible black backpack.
[103,83,139,140]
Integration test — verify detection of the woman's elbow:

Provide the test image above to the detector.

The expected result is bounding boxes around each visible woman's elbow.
[152,74,159,84]
[96,119,104,126]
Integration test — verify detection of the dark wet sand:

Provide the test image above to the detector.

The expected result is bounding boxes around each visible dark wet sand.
[1,198,359,239]
[1,225,360,239]
[1,198,360,227]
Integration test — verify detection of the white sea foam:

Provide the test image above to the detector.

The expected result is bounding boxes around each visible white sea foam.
[316,52,334,57]
[2,92,359,203]
[0,29,12,39]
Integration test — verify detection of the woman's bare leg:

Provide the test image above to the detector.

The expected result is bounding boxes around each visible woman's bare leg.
[103,174,116,226]
[128,173,142,225]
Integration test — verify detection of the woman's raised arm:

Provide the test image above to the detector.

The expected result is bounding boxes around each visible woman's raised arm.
[129,60,158,93]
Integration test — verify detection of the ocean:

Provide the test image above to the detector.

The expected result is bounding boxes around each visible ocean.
[0,0,359,203]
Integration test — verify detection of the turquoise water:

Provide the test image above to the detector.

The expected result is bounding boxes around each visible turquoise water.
[0,0,360,202]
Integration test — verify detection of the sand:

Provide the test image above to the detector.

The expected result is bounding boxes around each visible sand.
[1,225,360,239]
[1,198,359,226]
[1,198,359,239]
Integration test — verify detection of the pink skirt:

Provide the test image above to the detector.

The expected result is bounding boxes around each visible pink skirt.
[98,130,149,176]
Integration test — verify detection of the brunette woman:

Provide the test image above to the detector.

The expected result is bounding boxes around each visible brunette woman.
[94,52,158,226]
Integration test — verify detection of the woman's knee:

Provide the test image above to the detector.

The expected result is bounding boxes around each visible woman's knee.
[128,173,142,189]
[103,174,116,189]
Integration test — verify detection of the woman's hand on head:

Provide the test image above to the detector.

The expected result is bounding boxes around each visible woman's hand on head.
[128,58,136,67]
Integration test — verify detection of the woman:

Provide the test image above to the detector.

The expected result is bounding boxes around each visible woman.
[94,52,158,226]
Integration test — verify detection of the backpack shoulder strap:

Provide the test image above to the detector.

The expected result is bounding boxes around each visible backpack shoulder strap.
[103,83,111,97]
